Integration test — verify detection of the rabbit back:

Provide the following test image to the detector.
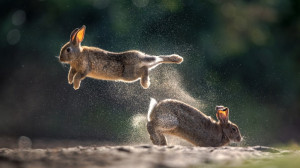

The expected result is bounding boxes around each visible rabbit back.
[81,47,146,81]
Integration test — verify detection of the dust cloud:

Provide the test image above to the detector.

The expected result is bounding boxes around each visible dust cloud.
[106,65,204,145]
[107,66,203,108]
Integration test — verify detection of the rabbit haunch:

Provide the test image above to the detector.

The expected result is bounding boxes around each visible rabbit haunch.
[59,25,183,90]
[147,98,242,147]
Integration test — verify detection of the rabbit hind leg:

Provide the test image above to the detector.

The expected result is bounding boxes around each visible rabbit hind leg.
[148,114,178,145]
[147,122,167,145]
[140,66,150,89]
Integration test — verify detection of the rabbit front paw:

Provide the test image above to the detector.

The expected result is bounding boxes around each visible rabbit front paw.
[73,80,81,90]
[73,84,80,90]
[68,68,76,84]
[73,85,79,90]
[68,78,74,84]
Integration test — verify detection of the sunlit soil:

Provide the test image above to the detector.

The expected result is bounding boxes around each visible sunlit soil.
[0,145,298,168]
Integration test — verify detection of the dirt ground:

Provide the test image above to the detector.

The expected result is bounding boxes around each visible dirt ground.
[0,144,296,168]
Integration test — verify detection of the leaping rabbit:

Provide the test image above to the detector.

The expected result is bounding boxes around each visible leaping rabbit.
[147,98,242,147]
[59,25,183,90]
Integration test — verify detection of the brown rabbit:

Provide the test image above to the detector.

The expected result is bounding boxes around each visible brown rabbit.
[147,98,242,147]
[59,25,183,90]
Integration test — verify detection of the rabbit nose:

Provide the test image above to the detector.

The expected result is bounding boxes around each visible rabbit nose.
[59,55,65,61]
[237,136,242,142]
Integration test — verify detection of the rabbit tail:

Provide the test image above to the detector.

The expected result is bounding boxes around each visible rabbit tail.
[159,54,183,64]
[147,98,158,122]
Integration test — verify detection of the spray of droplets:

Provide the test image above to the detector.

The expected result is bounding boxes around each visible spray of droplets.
[106,65,203,145]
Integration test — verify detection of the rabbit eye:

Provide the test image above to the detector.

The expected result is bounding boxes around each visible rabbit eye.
[67,48,71,52]
[232,127,236,132]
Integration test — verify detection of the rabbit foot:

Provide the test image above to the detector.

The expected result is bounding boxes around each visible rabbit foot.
[73,85,80,90]
[141,80,150,89]
[140,75,150,89]
[73,82,81,90]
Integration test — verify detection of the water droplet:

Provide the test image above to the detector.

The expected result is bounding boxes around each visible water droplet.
[7,29,21,45]
[12,10,26,26]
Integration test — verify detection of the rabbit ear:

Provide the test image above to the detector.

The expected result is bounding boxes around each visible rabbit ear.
[74,25,86,45]
[70,28,79,42]
[216,107,229,124]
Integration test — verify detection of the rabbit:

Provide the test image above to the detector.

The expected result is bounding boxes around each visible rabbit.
[146,98,242,147]
[59,25,183,90]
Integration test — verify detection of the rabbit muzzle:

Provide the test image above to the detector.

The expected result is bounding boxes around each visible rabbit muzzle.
[235,135,242,142]
[59,54,69,63]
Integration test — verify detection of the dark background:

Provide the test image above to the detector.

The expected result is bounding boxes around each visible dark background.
[0,0,299,146]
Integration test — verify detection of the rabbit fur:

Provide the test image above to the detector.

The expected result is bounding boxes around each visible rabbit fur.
[147,98,242,147]
[59,25,183,90]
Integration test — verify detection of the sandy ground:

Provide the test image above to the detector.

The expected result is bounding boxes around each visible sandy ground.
[0,145,296,168]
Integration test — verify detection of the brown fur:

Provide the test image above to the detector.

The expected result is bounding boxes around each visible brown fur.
[59,25,183,90]
[147,99,242,147]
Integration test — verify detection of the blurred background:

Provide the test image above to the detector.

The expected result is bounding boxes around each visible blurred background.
[0,0,299,147]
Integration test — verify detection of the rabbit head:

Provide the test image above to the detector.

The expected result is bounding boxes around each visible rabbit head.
[216,106,242,143]
[59,25,86,63]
